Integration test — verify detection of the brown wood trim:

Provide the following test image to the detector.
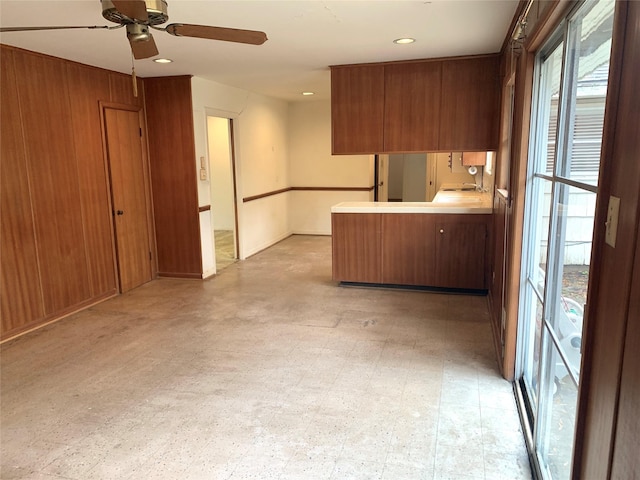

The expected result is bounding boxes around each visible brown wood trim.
[243,187,291,203]
[503,49,535,381]
[243,186,375,203]
[198,205,211,213]
[330,53,500,69]
[525,1,574,52]
[291,186,375,192]
[157,272,203,279]
[487,290,505,371]
[0,290,118,343]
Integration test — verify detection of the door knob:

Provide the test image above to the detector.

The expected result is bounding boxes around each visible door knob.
[439,229,444,234]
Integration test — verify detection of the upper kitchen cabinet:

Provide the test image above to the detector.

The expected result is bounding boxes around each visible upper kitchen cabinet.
[462,151,488,166]
[439,55,501,152]
[330,54,501,154]
[331,64,385,154]
[384,61,442,152]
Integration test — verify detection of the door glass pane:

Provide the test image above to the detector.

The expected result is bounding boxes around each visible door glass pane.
[556,0,614,186]
[548,184,594,382]
[538,333,579,480]
[539,45,564,177]
[534,178,553,294]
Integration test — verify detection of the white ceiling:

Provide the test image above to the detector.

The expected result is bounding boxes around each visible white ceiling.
[0,0,519,102]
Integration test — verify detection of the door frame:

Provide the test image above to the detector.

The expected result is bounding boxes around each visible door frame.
[99,101,157,292]
[204,108,241,265]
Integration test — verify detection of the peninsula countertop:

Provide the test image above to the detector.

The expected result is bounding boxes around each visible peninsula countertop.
[331,190,492,214]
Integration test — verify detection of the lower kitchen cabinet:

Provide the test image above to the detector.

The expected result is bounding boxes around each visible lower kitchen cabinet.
[331,213,382,283]
[435,215,489,290]
[381,214,437,286]
[331,212,490,290]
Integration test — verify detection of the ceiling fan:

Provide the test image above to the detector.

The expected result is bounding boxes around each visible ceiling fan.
[0,0,268,60]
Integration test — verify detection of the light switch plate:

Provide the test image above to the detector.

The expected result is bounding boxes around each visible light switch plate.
[199,168,207,181]
[605,195,620,247]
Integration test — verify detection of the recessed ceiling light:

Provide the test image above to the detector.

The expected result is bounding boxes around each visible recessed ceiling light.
[302,92,315,96]
[153,58,173,64]
[393,38,415,45]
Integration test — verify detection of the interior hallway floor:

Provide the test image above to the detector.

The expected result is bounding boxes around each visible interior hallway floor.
[0,235,531,480]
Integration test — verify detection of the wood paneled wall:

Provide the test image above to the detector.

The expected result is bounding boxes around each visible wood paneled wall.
[610,217,640,479]
[0,45,145,340]
[573,1,640,477]
[143,76,202,278]
[1,47,44,332]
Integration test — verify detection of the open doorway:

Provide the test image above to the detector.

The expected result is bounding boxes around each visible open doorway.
[206,116,238,273]
[377,153,440,202]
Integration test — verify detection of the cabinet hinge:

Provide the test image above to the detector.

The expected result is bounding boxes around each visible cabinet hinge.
[149,251,152,261]
[139,127,142,137]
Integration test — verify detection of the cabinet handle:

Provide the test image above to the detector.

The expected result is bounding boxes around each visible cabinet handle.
[439,229,444,234]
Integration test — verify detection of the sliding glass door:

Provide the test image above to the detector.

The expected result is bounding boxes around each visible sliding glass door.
[516,0,614,478]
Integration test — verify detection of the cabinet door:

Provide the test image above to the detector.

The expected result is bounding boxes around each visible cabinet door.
[435,215,489,290]
[381,214,436,286]
[439,55,501,151]
[462,151,487,166]
[331,65,385,154]
[332,213,382,283]
[384,62,442,152]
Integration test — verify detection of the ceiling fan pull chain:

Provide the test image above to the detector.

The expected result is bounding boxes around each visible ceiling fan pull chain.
[131,53,138,98]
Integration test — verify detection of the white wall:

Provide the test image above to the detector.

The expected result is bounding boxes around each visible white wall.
[288,100,373,235]
[191,77,290,264]
[402,153,428,201]
[388,155,404,200]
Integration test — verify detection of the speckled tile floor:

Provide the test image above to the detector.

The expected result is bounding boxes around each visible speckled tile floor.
[0,235,532,480]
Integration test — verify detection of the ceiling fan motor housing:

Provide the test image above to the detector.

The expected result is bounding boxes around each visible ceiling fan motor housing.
[101,0,169,25]
[126,24,151,43]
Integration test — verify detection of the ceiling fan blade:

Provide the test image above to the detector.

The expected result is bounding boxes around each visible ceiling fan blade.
[165,24,267,45]
[129,33,159,59]
[112,0,148,22]
[0,25,110,32]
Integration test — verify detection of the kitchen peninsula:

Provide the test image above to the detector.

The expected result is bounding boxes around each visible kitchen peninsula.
[331,188,492,290]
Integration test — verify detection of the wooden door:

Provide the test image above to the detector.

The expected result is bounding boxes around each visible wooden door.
[435,214,489,290]
[103,106,153,292]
